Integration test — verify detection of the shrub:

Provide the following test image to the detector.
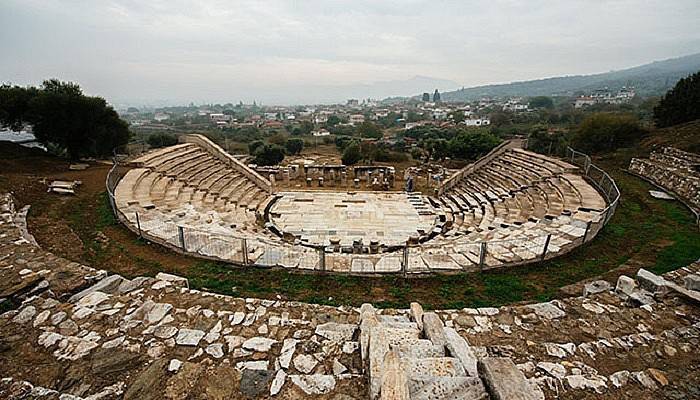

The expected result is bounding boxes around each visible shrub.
[571,113,646,153]
[248,140,264,154]
[447,131,501,160]
[357,121,383,139]
[341,142,362,165]
[253,144,285,166]
[335,136,353,151]
[285,138,304,155]
[526,125,568,155]
[147,132,178,148]
[268,132,288,145]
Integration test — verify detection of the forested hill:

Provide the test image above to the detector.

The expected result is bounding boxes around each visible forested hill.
[437,52,700,101]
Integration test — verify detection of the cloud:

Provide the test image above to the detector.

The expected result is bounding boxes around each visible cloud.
[1,0,699,105]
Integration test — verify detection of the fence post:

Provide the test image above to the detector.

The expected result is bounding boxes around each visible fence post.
[178,226,186,251]
[479,242,487,271]
[541,234,552,261]
[135,211,142,237]
[241,238,249,265]
[604,204,613,224]
[402,245,409,278]
[318,246,326,272]
[582,221,592,243]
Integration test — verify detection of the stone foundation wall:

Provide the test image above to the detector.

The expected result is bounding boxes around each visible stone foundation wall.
[630,147,700,212]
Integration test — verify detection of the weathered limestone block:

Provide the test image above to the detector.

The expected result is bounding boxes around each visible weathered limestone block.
[525,301,565,320]
[637,269,669,294]
[666,281,700,304]
[155,272,189,288]
[627,289,656,307]
[409,376,488,400]
[615,275,637,297]
[315,322,357,342]
[410,302,424,331]
[369,325,390,400]
[361,303,380,362]
[478,357,544,400]
[684,274,700,291]
[422,312,447,347]
[68,274,125,303]
[290,374,336,395]
[444,327,478,377]
[380,349,410,400]
[583,280,611,297]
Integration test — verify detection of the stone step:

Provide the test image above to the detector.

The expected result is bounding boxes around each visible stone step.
[406,357,466,378]
[384,327,421,346]
[408,376,488,400]
[379,314,411,324]
[379,315,419,330]
[394,339,445,359]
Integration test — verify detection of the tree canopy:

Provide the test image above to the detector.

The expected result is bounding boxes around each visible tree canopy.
[0,79,129,159]
[571,112,646,153]
[526,125,567,155]
[147,132,178,148]
[356,121,383,139]
[253,144,285,166]
[285,138,304,155]
[653,71,700,128]
[341,142,362,165]
[529,96,554,109]
[446,131,501,160]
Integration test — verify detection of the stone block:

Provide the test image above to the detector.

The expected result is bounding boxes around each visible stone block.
[615,275,637,297]
[155,272,189,288]
[369,326,389,399]
[636,268,668,294]
[583,280,611,297]
[684,274,700,291]
[408,376,488,400]
[409,302,424,331]
[422,312,447,347]
[444,327,478,377]
[68,274,125,303]
[380,349,410,400]
[478,357,544,400]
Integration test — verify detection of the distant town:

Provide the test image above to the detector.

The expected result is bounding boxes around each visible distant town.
[119,86,637,135]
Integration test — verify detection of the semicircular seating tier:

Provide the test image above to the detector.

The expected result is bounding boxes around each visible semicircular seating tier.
[113,135,608,274]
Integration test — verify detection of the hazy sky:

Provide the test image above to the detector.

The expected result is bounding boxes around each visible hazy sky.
[2,0,699,106]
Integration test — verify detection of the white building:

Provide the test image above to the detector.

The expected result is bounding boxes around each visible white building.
[349,114,365,125]
[154,112,170,122]
[209,113,231,122]
[463,118,490,127]
[432,109,448,120]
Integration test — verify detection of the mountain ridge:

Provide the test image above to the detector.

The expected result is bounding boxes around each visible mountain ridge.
[404,52,700,102]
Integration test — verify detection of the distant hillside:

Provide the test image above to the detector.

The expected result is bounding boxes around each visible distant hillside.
[437,53,700,102]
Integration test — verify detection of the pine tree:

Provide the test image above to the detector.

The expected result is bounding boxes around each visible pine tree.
[433,89,441,103]
[653,71,700,128]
